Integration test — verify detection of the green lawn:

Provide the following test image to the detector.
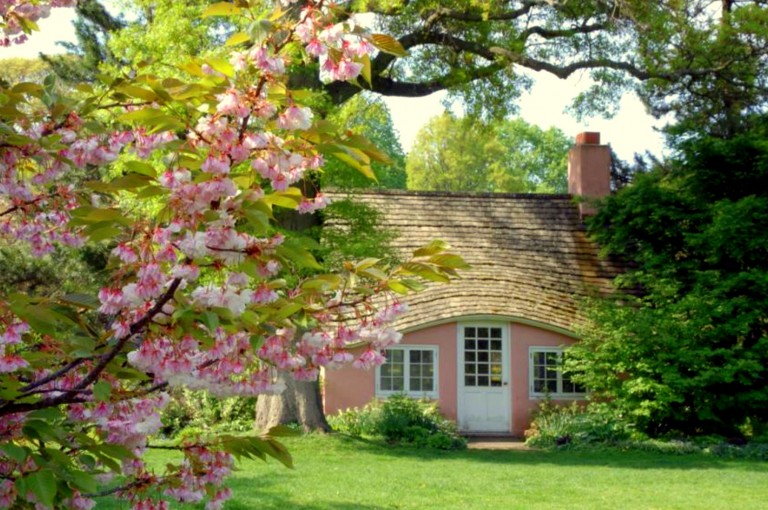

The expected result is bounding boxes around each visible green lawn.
[100,434,768,510]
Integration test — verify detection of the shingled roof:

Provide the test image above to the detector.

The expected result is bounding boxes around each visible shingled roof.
[326,189,624,334]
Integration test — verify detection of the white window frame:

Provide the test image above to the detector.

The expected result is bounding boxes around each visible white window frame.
[528,347,585,399]
[376,345,439,399]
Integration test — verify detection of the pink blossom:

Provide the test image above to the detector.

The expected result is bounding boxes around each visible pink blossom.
[353,349,386,370]
[305,38,325,57]
[201,155,230,175]
[277,106,313,131]
[62,492,95,510]
[111,243,138,263]
[171,263,200,281]
[135,263,166,299]
[0,354,28,373]
[0,321,28,345]
[98,288,125,314]
[215,89,249,118]
[251,285,278,304]
[297,193,330,214]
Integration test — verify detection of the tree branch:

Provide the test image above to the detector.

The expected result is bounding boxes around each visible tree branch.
[0,278,182,416]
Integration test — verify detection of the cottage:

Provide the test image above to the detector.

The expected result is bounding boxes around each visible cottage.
[323,133,622,436]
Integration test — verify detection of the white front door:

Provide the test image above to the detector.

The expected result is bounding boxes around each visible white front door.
[457,324,511,432]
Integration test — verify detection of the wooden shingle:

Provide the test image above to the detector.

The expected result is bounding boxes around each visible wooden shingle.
[326,190,623,333]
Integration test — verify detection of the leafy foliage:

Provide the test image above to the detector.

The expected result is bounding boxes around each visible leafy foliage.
[160,388,257,437]
[318,197,400,270]
[569,116,768,437]
[321,92,406,190]
[0,2,468,508]
[328,395,466,450]
[406,114,570,193]
[524,401,635,448]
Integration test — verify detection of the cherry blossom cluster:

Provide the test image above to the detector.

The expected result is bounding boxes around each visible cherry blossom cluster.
[0,119,176,256]
[0,320,29,373]
[0,0,76,46]
[127,330,280,397]
[0,1,428,509]
[293,4,375,83]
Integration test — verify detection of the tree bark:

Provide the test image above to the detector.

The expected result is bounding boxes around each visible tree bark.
[253,370,331,433]
[254,185,332,433]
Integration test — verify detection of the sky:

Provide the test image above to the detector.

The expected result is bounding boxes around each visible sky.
[1,8,668,161]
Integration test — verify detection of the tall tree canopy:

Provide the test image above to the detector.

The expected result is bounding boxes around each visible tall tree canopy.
[321,92,407,189]
[54,0,768,129]
[569,115,768,437]
[339,0,768,129]
[406,114,570,193]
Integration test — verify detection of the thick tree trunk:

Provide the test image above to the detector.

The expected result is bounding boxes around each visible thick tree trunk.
[255,195,332,432]
[254,370,331,432]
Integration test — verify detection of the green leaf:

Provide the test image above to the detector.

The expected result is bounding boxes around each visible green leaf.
[359,54,372,87]
[263,187,303,209]
[429,254,470,270]
[1,444,28,463]
[248,19,273,43]
[359,267,388,281]
[65,469,98,493]
[201,311,220,332]
[226,31,251,47]
[300,274,342,291]
[370,33,408,57]
[117,107,165,123]
[413,240,449,257]
[11,82,44,95]
[124,160,158,178]
[135,185,168,199]
[118,108,185,131]
[243,208,270,234]
[110,173,154,190]
[25,470,57,508]
[206,58,235,78]
[277,244,323,270]
[115,84,159,102]
[387,280,411,295]
[92,381,111,402]
[85,225,123,242]
[400,262,450,283]
[355,258,380,271]
[274,302,303,320]
[202,2,242,18]
[22,419,63,443]
[69,206,131,226]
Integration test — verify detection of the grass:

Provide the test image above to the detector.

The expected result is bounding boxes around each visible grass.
[98,434,768,510]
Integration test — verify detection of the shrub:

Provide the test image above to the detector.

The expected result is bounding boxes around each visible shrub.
[329,394,466,450]
[525,401,635,448]
[327,404,377,438]
[160,388,257,438]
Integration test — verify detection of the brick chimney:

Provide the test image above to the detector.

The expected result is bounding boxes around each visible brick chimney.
[568,132,611,217]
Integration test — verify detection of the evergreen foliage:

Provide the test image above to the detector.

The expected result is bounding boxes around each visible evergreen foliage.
[570,117,768,437]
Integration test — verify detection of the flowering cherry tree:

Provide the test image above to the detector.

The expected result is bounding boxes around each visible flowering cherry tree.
[0,1,466,508]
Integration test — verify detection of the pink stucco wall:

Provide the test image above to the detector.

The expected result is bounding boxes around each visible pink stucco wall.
[508,323,577,436]
[323,319,579,437]
[323,322,458,416]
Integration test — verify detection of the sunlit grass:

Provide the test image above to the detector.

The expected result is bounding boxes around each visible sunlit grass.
[98,434,768,510]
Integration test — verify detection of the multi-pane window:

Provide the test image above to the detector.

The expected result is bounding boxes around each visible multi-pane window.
[463,326,504,387]
[529,348,585,397]
[377,346,438,398]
